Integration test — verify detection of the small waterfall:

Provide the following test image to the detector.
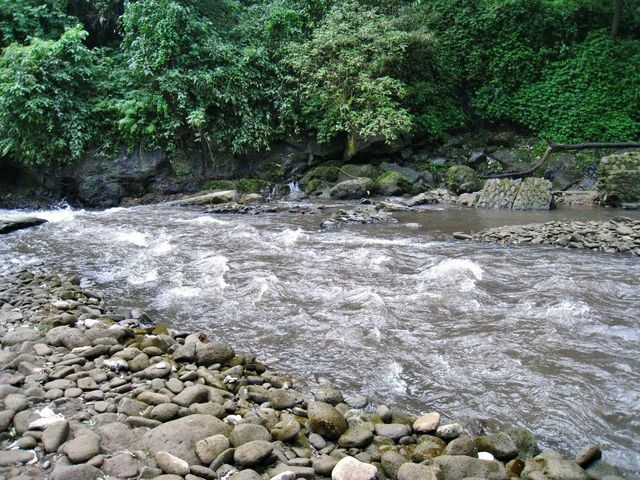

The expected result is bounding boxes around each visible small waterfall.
[287,180,300,193]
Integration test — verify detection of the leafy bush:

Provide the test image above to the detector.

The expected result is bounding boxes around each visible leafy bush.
[510,32,640,142]
[0,27,100,166]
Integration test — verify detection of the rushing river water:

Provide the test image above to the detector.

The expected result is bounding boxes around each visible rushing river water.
[1,202,639,473]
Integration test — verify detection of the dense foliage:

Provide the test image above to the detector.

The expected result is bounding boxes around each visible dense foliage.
[0,0,638,166]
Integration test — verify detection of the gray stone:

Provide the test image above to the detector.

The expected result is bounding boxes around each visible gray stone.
[102,452,141,478]
[313,455,339,476]
[269,389,296,410]
[522,455,588,480]
[271,417,301,442]
[196,434,230,464]
[230,423,272,447]
[397,463,443,480]
[234,439,274,467]
[0,408,16,431]
[43,420,69,452]
[229,469,263,480]
[437,423,463,440]
[381,451,408,480]
[172,384,210,407]
[308,401,348,440]
[50,463,103,480]
[313,386,344,406]
[444,435,477,457]
[156,451,190,476]
[129,353,150,372]
[331,455,377,480]
[2,327,43,346]
[46,326,91,349]
[64,434,100,463]
[195,341,235,367]
[433,455,507,480]
[118,397,148,416]
[138,390,171,405]
[413,412,440,433]
[374,423,411,440]
[338,425,374,448]
[141,414,232,465]
[0,450,36,466]
[150,403,180,422]
[330,178,376,200]
[136,361,172,379]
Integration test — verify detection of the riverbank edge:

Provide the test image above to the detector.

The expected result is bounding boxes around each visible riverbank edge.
[0,270,627,480]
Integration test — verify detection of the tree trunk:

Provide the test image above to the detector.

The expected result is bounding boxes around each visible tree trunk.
[611,0,622,39]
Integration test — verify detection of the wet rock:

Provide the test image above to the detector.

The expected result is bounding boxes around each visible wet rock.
[230,423,272,447]
[195,341,235,367]
[233,439,274,467]
[338,425,374,448]
[313,386,344,406]
[475,432,518,461]
[156,451,190,476]
[142,414,232,465]
[436,423,463,440]
[413,412,440,433]
[102,452,141,478]
[444,434,477,457]
[308,401,348,440]
[177,190,239,206]
[42,420,69,452]
[397,463,443,480]
[331,455,377,480]
[196,434,230,464]
[0,216,47,234]
[434,455,507,480]
[522,455,588,480]
[505,428,541,459]
[575,444,602,468]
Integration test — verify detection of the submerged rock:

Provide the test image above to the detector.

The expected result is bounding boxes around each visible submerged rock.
[0,216,47,234]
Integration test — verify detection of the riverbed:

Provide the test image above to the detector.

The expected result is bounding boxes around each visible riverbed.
[0,202,638,474]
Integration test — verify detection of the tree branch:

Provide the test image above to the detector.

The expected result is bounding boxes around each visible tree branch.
[480,141,640,180]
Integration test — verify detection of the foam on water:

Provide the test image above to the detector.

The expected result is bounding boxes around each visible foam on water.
[278,228,305,247]
[115,231,148,247]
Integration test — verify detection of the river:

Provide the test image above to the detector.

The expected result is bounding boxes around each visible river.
[0,202,639,473]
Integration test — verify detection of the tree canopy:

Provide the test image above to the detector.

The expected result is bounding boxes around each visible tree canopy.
[0,0,638,167]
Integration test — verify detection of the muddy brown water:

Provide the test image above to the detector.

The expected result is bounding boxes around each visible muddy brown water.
[1,202,639,473]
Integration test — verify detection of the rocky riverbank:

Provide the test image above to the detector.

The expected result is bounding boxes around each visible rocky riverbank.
[454,217,640,256]
[0,271,629,480]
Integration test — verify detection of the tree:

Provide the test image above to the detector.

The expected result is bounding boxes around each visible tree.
[285,2,413,160]
[118,0,280,156]
[0,26,99,166]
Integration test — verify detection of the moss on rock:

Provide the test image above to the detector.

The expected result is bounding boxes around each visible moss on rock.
[376,171,411,195]
[446,165,483,194]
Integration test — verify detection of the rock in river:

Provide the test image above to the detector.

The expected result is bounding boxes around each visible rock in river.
[308,401,348,440]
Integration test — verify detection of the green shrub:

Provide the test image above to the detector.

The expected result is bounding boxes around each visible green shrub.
[202,180,236,191]
[237,178,269,193]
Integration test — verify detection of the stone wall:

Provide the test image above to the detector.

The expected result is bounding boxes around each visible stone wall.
[597,152,640,209]
[475,177,552,210]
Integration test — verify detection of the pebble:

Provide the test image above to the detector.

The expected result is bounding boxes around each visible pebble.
[155,451,190,476]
